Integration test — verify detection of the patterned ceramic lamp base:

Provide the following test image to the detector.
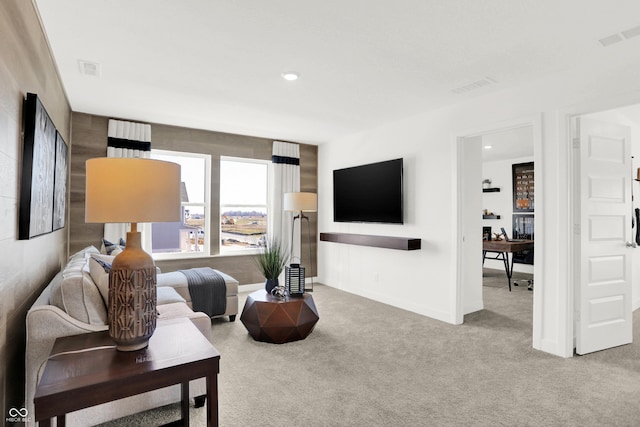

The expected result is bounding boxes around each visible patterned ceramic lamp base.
[108,231,157,351]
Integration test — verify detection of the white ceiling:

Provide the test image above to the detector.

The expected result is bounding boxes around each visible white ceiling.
[481,126,533,162]
[33,0,640,145]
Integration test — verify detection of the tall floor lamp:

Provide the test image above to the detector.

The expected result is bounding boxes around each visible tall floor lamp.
[284,192,317,291]
[85,158,181,351]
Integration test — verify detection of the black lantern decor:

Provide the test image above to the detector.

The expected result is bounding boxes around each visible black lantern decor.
[285,263,305,296]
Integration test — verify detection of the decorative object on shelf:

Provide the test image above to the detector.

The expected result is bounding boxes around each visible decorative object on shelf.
[483,209,500,219]
[285,261,305,295]
[284,192,317,291]
[85,158,181,351]
[482,178,492,189]
[255,237,289,294]
[512,162,534,212]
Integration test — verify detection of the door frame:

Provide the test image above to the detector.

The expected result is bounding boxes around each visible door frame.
[453,114,544,349]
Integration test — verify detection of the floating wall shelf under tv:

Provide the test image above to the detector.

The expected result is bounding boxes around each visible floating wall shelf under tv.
[320,233,421,251]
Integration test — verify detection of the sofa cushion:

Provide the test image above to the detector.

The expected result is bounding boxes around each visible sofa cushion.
[157,286,186,305]
[50,255,108,325]
[157,302,196,320]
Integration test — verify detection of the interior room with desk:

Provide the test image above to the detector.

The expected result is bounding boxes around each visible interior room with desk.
[481,127,534,292]
[461,125,536,332]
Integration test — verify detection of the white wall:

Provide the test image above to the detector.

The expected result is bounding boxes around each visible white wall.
[318,51,640,357]
[482,156,534,274]
[462,136,483,314]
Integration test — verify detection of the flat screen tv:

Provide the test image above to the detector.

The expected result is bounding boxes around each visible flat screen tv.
[333,158,403,224]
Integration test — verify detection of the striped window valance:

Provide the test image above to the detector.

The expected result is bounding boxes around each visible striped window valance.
[272,141,300,165]
[272,155,300,165]
[107,119,151,157]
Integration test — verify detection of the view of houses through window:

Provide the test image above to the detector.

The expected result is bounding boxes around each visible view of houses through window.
[149,150,210,256]
[145,152,268,257]
[220,157,268,252]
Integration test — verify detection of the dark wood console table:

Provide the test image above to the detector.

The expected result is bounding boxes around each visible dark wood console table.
[483,239,534,291]
[34,318,220,427]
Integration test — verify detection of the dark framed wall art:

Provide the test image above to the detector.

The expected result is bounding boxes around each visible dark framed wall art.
[512,162,534,212]
[19,93,67,239]
[53,131,68,230]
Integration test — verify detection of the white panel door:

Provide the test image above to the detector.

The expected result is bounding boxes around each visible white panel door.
[576,117,633,355]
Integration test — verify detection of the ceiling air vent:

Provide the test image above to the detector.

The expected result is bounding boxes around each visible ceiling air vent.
[599,33,624,47]
[78,60,100,77]
[599,24,640,47]
[621,25,640,40]
[451,77,497,95]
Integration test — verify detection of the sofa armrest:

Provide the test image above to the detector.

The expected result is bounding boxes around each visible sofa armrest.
[183,311,213,342]
[25,305,108,425]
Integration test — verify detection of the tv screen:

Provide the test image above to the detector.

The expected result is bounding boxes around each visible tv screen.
[333,158,403,224]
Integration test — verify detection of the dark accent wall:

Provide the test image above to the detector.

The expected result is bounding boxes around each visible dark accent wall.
[0,0,71,416]
[69,114,318,284]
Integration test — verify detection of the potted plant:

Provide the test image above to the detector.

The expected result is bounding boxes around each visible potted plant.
[255,237,289,293]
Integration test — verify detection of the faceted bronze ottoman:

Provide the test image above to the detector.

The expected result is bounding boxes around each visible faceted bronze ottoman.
[240,290,319,344]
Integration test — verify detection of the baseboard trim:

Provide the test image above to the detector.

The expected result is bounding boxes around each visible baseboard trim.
[536,338,572,358]
[322,284,454,324]
[463,300,483,315]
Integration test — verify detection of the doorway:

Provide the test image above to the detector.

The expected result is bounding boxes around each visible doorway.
[455,116,543,350]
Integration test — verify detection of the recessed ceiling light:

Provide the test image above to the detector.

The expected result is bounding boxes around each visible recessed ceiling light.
[483,145,493,150]
[281,71,299,81]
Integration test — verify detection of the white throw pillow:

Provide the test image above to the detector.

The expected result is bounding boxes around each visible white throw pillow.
[88,254,115,305]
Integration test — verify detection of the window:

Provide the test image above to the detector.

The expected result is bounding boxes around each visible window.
[146,150,211,258]
[220,157,269,253]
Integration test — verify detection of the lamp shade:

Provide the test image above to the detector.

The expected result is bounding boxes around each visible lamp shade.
[284,192,317,212]
[85,158,181,223]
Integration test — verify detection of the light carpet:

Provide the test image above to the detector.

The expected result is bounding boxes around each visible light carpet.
[98,274,640,426]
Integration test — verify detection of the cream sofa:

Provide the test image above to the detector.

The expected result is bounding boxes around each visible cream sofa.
[25,246,238,426]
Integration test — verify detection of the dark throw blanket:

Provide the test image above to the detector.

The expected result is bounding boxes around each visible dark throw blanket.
[179,267,227,318]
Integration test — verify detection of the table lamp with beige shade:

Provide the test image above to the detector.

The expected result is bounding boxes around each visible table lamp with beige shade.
[85,157,181,351]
